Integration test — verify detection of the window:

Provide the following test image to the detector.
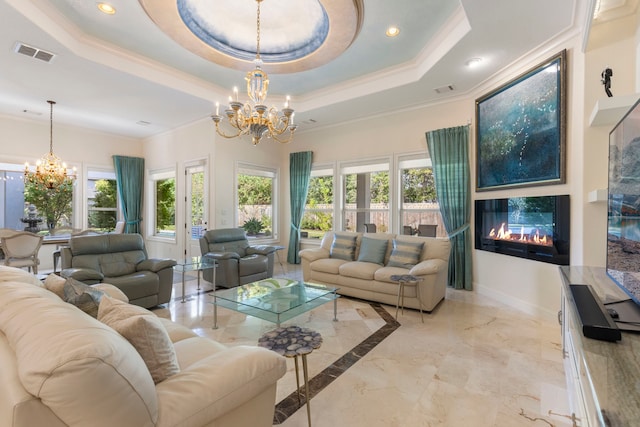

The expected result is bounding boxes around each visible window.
[3,162,76,233]
[150,169,176,238]
[341,161,390,232]
[398,155,444,236]
[87,169,118,232]
[0,164,27,230]
[237,163,277,240]
[301,166,334,239]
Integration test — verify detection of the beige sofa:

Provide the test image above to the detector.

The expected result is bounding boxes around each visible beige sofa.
[300,231,450,311]
[0,266,286,427]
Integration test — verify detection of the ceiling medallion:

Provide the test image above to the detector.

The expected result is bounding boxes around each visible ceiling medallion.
[138,0,363,73]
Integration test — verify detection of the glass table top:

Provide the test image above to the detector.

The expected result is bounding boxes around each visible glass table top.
[173,256,216,272]
[212,278,338,325]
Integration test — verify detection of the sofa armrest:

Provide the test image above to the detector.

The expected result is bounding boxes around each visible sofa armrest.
[409,258,448,276]
[246,245,277,256]
[299,247,329,262]
[203,251,240,261]
[155,345,286,425]
[60,268,104,282]
[137,258,177,273]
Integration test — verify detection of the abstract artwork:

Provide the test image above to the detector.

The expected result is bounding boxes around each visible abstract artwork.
[475,50,566,191]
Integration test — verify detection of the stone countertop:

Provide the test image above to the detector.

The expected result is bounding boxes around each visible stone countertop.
[559,266,640,427]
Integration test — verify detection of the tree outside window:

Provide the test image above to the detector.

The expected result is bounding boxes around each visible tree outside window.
[301,169,333,239]
[88,178,118,231]
[399,156,444,236]
[155,177,176,237]
[237,164,276,239]
[23,178,73,231]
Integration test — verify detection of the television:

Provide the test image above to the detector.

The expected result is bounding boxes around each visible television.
[606,96,640,330]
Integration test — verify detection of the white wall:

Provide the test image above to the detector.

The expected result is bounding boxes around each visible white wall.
[141,117,285,261]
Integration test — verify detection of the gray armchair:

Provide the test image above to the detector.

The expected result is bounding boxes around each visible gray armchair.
[60,234,176,308]
[199,228,277,288]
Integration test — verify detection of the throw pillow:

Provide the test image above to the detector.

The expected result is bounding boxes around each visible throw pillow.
[357,236,389,265]
[92,283,129,303]
[63,277,104,318]
[387,240,425,268]
[44,273,67,299]
[330,234,357,261]
[98,296,180,384]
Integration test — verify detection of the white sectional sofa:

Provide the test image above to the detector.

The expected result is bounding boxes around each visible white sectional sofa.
[300,231,451,312]
[0,266,286,427]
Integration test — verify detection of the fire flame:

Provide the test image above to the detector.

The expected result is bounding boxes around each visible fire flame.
[487,222,551,246]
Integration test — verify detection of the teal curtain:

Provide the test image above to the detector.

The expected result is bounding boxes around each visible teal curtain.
[426,126,472,290]
[287,151,313,264]
[113,155,144,234]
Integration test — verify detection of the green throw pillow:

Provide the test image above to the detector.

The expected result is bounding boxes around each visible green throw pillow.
[387,240,424,268]
[330,234,357,261]
[357,236,389,265]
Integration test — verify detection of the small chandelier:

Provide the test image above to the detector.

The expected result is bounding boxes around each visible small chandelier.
[211,0,296,146]
[24,100,77,190]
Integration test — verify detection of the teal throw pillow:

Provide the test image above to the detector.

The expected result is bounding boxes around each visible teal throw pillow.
[330,234,357,261]
[63,277,105,318]
[357,236,389,265]
[387,240,424,268]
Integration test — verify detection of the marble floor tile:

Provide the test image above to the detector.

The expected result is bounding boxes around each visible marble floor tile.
[153,266,572,427]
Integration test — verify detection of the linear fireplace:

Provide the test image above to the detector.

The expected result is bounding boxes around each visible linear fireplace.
[474,195,570,265]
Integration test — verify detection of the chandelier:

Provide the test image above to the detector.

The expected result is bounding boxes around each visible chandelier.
[24,100,77,190]
[211,0,296,146]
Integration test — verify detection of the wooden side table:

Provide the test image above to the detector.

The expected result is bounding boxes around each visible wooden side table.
[258,326,322,426]
[391,274,424,322]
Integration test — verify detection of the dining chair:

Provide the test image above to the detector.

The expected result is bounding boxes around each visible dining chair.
[1,231,43,274]
[363,223,377,233]
[0,228,19,262]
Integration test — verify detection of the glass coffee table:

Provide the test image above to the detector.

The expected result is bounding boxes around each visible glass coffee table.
[211,278,339,328]
[173,257,217,303]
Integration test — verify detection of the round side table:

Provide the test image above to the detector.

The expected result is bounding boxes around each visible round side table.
[390,274,424,322]
[258,326,322,427]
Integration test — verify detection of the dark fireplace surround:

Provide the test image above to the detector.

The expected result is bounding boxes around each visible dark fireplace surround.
[474,195,570,265]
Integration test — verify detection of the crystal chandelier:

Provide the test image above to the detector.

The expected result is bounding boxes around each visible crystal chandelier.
[24,100,77,190]
[211,0,296,146]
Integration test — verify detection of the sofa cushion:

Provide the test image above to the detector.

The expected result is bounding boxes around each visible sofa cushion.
[0,265,43,287]
[387,239,424,268]
[92,283,129,302]
[339,261,379,280]
[98,296,180,384]
[330,233,357,261]
[63,277,105,318]
[357,236,389,265]
[310,258,347,275]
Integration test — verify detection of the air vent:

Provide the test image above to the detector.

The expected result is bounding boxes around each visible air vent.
[136,120,151,126]
[302,119,317,125]
[434,84,455,94]
[14,42,55,63]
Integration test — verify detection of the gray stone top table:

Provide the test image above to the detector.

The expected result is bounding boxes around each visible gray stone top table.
[258,326,322,356]
[258,326,322,427]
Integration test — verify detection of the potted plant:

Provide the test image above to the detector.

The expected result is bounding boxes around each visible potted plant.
[242,217,264,235]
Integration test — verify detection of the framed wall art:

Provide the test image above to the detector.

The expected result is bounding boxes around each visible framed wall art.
[475,49,566,191]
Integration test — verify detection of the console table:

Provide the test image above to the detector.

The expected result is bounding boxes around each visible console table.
[558,266,640,427]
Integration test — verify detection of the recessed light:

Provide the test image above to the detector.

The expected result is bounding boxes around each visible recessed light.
[97,3,116,15]
[465,57,483,68]
[386,26,400,37]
